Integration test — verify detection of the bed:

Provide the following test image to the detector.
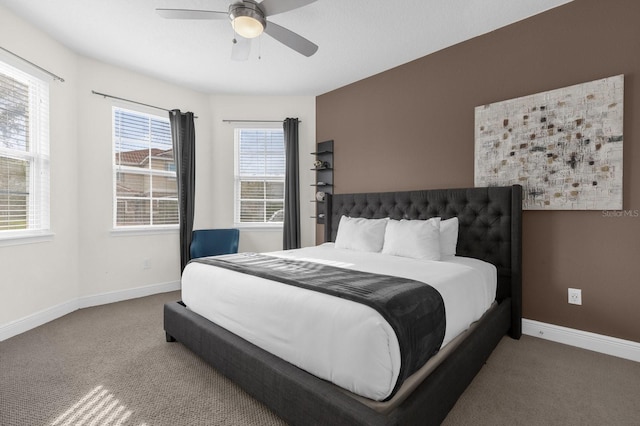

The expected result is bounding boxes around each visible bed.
[164,185,522,425]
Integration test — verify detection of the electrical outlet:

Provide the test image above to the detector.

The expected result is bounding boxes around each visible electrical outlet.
[568,288,582,305]
[143,259,151,270]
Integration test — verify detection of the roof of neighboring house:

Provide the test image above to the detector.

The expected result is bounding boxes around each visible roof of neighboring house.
[116,148,173,166]
[115,182,143,196]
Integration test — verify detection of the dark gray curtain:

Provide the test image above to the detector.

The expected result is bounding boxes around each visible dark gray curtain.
[283,118,300,250]
[169,110,196,272]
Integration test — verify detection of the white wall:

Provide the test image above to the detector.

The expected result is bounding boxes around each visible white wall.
[75,57,212,298]
[0,4,316,339]
[209,95,316,253]
[0,5,80,329]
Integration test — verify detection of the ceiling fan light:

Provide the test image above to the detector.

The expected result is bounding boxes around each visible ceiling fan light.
[229,2,266,39]
[233,16,264,38]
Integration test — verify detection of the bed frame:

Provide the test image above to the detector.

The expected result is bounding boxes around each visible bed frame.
[164,185,522,426]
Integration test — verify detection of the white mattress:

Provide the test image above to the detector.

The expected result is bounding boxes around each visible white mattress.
[181,243,497,401]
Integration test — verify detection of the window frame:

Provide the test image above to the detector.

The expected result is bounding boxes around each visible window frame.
[0,55,51,244]
[111,106,178,232]
[233,126,286,229]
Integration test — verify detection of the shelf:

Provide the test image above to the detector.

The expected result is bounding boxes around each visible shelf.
[313,140,333,227]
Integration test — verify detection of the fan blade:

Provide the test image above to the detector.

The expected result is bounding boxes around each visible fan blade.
[156,8,228,20]
[231,36,252,61]
[259,0,317,17]
[264,21,318,57]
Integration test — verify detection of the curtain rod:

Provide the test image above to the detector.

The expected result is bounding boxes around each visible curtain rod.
[222,119,302,123]
[0,46,65,82]
[92,90,170,112]
[92,90,198,118]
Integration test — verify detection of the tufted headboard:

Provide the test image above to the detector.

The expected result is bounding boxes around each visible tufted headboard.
[324,185,522,337]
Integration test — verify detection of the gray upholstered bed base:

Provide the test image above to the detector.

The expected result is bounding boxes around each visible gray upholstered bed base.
[165,185,522,425]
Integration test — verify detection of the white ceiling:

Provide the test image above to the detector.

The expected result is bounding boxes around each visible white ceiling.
[1,0,573,96]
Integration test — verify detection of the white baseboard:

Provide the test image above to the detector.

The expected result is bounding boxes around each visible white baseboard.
[0,299,80,343]
[0,281,180,342]
[78,280,180,309]
[523,319,640,363]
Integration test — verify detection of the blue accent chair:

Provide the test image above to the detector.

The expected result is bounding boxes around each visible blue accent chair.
[190,228,240,259]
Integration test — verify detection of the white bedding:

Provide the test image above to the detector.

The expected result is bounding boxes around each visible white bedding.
[181,243,497,401]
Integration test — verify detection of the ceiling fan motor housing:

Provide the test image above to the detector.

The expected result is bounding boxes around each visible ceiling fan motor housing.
[229,1,267,38]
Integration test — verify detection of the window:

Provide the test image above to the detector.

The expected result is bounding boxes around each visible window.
[0,59,50,237]
[234,128,285,227]
[112,107,177,228]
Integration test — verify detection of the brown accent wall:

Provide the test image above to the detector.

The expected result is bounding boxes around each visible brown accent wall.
[316,0,640,343]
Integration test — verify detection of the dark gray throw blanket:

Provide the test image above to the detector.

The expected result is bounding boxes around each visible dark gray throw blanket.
[191,253,446,400]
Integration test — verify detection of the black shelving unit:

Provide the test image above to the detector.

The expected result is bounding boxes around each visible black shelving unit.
[311,140,333,224]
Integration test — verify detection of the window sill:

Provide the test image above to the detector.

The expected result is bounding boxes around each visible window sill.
[234,224,283,231]
[110,226,179,237]
[0,230,55,247]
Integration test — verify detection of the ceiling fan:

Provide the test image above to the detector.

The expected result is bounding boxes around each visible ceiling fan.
[156,0,319,60]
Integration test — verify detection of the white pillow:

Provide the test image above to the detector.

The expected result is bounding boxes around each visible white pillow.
[334,216,388,252]
[440,217,459,257]
[382,218,441,260]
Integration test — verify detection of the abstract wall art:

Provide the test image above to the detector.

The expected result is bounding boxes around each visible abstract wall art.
[474,75,623,210]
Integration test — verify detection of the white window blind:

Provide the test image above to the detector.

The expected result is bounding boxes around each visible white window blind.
[112,107,178,228]
[234,128,285,226]
[0,59,50,236]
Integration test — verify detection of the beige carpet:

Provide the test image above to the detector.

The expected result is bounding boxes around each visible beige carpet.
[1,291,639,426]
